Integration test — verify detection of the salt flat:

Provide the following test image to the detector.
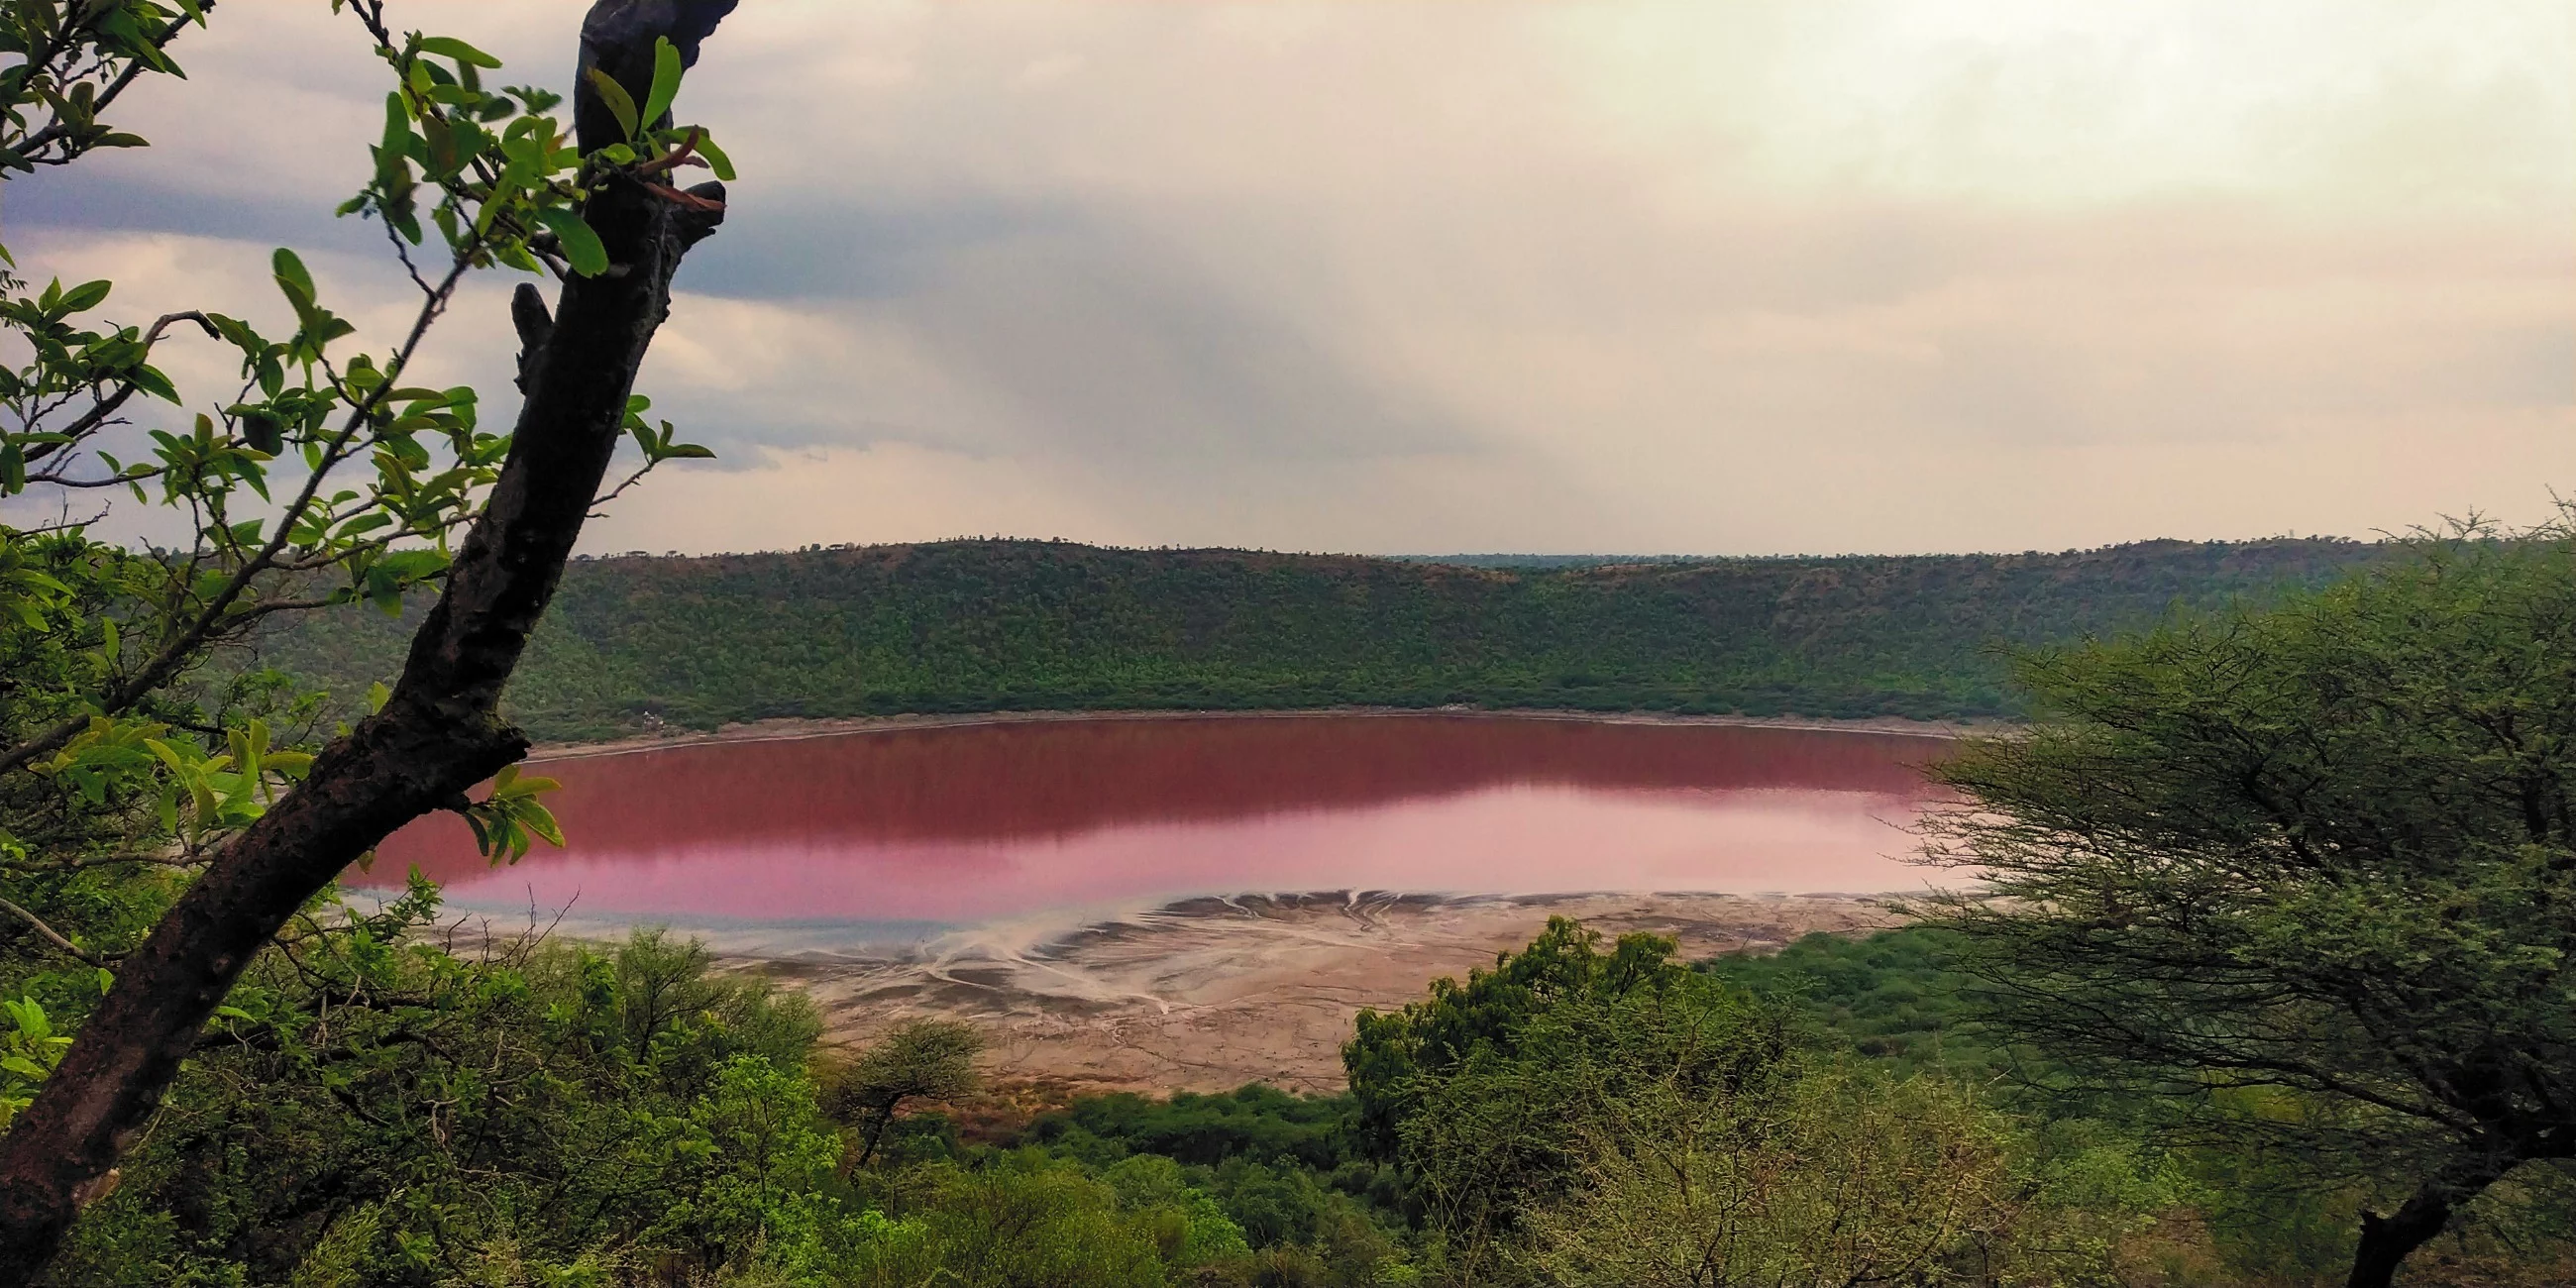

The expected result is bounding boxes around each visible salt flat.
[742,891,1899,1095]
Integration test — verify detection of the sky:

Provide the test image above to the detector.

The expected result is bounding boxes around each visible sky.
[13,0,2572,556]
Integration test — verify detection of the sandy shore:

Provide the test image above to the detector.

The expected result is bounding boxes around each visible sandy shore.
[735,890,1904,1096]
[530,705,1982,764]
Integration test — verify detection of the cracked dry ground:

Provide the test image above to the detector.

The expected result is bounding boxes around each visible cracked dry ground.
[744,891,1900,1096]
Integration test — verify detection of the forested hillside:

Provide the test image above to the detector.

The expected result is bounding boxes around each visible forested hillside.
[253,537,2385,742]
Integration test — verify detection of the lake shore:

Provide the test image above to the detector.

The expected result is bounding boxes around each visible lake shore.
[496,707,1957,1093]
[725,890,1912,1097]
[528,704,1987,764]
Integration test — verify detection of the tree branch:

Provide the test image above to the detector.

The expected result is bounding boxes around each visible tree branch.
[18,313,220,470]
[0,897,106,969]
[0,12,732,1271]
[0,263,469,780]
[9,6,212,170]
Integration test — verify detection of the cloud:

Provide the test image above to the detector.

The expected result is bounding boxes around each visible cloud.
[11,0,2571,555]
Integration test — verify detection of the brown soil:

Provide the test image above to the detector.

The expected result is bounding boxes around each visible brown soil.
[740,890,1902,1097]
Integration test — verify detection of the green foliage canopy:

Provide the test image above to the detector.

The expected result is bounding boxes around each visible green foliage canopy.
[1344,920,1791,1269]
[823,1018,981,1169]
[48,912,836,1285]
[1919,523,2576,1287]
[1343,918,2174,1285]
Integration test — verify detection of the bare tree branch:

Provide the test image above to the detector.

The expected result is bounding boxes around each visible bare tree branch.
[0,897,107,969]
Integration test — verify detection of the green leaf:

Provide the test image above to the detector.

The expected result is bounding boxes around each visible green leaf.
[418,113,463,178]
[694,135,735,182]
[188,779,218,834]
[417,35,502,68]
[367,682,391,714]
[492,773,561,802]
[270,248,315,305]
[373,548,452,584]
[5,1000,49,1042]
[56,279,109,312]
[127,364,178,403]
[239,409,283,455]
[584,66,640,143]
[378,90,411,169]
[519,801,565,848]
[642,37,684,128]
[534,206,609,277]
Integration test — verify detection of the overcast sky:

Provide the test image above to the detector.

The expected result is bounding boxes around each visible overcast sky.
[15,1,2572,555]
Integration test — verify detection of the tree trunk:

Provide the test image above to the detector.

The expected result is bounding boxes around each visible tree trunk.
[0,17,729,1274]
[2345,1183,2461,1288]
[857,1099,900,1170]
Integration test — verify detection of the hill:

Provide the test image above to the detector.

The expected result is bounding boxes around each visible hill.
[251,536,2388,743]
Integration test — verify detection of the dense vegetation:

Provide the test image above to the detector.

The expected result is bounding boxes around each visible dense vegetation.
[1707,929,2576,1286]
[16,814,2576,1284]
[1699,924,1998,1074]
[9,903,2490,1287]
[52,911,837,1285]
[252,536,2387,741]
[1917,528,2576,1287]
[26,885,1405,1287]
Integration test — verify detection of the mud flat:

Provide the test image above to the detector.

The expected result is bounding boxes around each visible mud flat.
[738,890,1901,1096]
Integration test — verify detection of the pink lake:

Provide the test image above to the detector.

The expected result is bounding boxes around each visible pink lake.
[357,714,1951,930]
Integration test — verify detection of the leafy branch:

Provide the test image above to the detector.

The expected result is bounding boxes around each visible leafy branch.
[0,5,726,867]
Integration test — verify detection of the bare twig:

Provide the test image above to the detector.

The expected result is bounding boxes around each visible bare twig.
[0,897,106,969]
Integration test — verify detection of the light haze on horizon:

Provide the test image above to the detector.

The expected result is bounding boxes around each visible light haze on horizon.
[16,0,2572,557]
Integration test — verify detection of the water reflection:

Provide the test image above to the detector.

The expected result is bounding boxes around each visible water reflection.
[360,714,1948,925]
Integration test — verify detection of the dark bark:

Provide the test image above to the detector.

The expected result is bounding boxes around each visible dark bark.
[2345,1184,2457,1288]
[576,1,740,151]
[2339,1153,2538,1288]
[0,12,730,1273]
[855,1097,902,1170]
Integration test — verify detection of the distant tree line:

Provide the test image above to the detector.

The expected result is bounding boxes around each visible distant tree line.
[249,536,2387,742]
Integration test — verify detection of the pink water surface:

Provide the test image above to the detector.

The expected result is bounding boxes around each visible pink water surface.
[357,714,1949,926]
